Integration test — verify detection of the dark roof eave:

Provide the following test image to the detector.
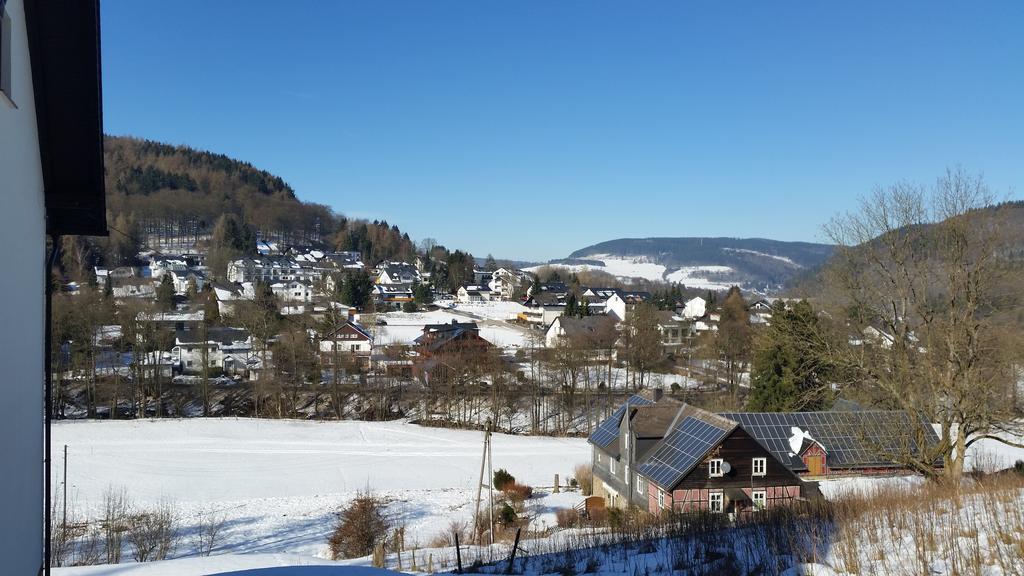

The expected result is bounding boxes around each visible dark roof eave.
[24,0,107,237]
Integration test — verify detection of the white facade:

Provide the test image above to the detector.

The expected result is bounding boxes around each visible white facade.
[681,297,707,320]
[605,292,627,322]
[0,0,44,569]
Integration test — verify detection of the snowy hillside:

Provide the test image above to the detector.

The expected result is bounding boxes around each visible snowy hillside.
[532,237,833,292]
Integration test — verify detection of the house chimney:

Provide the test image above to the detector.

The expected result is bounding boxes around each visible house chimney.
[653,388,664,402]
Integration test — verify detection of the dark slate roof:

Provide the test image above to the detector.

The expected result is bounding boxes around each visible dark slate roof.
[588,394,655,456]
[718,411,941,471]
[552,316,617,347]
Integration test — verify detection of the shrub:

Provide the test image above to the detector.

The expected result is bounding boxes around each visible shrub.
[588,507,608,526]
[1014,460,1024,475]
[125,500,178,562]
[329,492,391,560]
[498,503,517,526]
[401,301,418,313]
[555,508,578,528]
[503,482,533,505]
[574,464,593,496]
[493,468,515,491]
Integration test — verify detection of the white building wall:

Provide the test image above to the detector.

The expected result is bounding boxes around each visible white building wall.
[0,0,45,571]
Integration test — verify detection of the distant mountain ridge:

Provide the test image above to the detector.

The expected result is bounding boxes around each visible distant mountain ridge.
[538,237,834,292]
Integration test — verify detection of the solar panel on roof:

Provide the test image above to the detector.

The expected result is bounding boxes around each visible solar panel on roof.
[587,395,653,448]
[636,416,732,489]
[720,411,939,471]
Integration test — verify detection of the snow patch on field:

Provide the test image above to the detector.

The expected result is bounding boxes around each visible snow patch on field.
[722,247,801,267]
[664,265,736,290]
[526,255,668,282]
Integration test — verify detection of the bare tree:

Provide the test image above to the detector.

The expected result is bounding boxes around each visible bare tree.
[823,169,1023,479]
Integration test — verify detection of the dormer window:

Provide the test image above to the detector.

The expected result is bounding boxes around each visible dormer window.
[708,458,723,478]
[753,457,766,476]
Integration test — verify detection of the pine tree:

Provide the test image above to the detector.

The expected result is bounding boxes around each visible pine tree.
[747,300,833,411]
[156,275,176,311]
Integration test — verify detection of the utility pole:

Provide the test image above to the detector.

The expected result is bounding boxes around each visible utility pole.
[62,444,68,534]
[473,419,495,545]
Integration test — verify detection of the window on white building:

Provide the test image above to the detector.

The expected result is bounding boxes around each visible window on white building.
[752,457,766,476]
[709,492,723,513]
[708,458,723,477]
[610,458,617,474]
[752,490,766,510]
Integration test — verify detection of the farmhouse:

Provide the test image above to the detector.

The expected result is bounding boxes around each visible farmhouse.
[412,320,496,382]
[590,392,941,515]
[319,320,373,368]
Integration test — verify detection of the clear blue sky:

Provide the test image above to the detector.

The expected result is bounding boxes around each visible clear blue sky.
[101,1,1023,262]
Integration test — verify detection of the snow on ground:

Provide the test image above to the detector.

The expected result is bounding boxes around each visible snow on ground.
[664,265,736,290]
[526,256,668,282]
[54,554,401,576]
[450,301,529,322]
[52,419,590,560]
[722,247,801,267]
[368,309,531,351]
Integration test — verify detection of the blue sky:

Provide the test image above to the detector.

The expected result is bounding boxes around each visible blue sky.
[101,1,1024,262]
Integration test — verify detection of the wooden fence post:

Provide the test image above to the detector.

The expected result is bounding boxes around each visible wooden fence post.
[505,527,522,574]
[455,532,463,574]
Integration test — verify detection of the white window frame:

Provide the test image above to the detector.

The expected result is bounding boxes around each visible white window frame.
[708,458,723,477]
[610,458,617,474]
[635,474,644,494]
[753,457,767,477]
[657,489,665,509]
[624,462,630,479]
[752,490,766,510]
[709,491,724,513]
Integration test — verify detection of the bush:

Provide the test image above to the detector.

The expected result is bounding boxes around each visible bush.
[503,482,533,505]
[1014,460,1024,475]
[555,508,579,528]
[328,492,391,560]
[401,301,418,313]
[587,507,608,526]
[574,464,593,496]
[493,468,515,491]
[125,500,178,562]
[497,503,517,526]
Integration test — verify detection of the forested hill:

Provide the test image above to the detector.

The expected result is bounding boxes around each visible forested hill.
[561,237,834,290]
[101,136,417,267]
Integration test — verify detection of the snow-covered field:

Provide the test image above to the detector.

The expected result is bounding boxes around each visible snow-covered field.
[526,256,668,283]
[527,256,742,290]
[368,309,531,350]
[52,419,589,563]
[664,265,736,290]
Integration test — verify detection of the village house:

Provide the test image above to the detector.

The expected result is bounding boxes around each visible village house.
[412,320,496,382]
[604,290,653,322]
[376,261,420,285]
[148,256,188,280]
[227,256,319,284]
[456,284,494,303]
[319,320,373,369]
[544,315,617,351]
[591,392,941,515]
[679,296,707,320]
[271,279,314,303]
[654,310,689,356]
[487,268,530,301]
[169,269,206,294]
[111,277,157,299]
[373,283,415,306]
[171,327,256,379]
